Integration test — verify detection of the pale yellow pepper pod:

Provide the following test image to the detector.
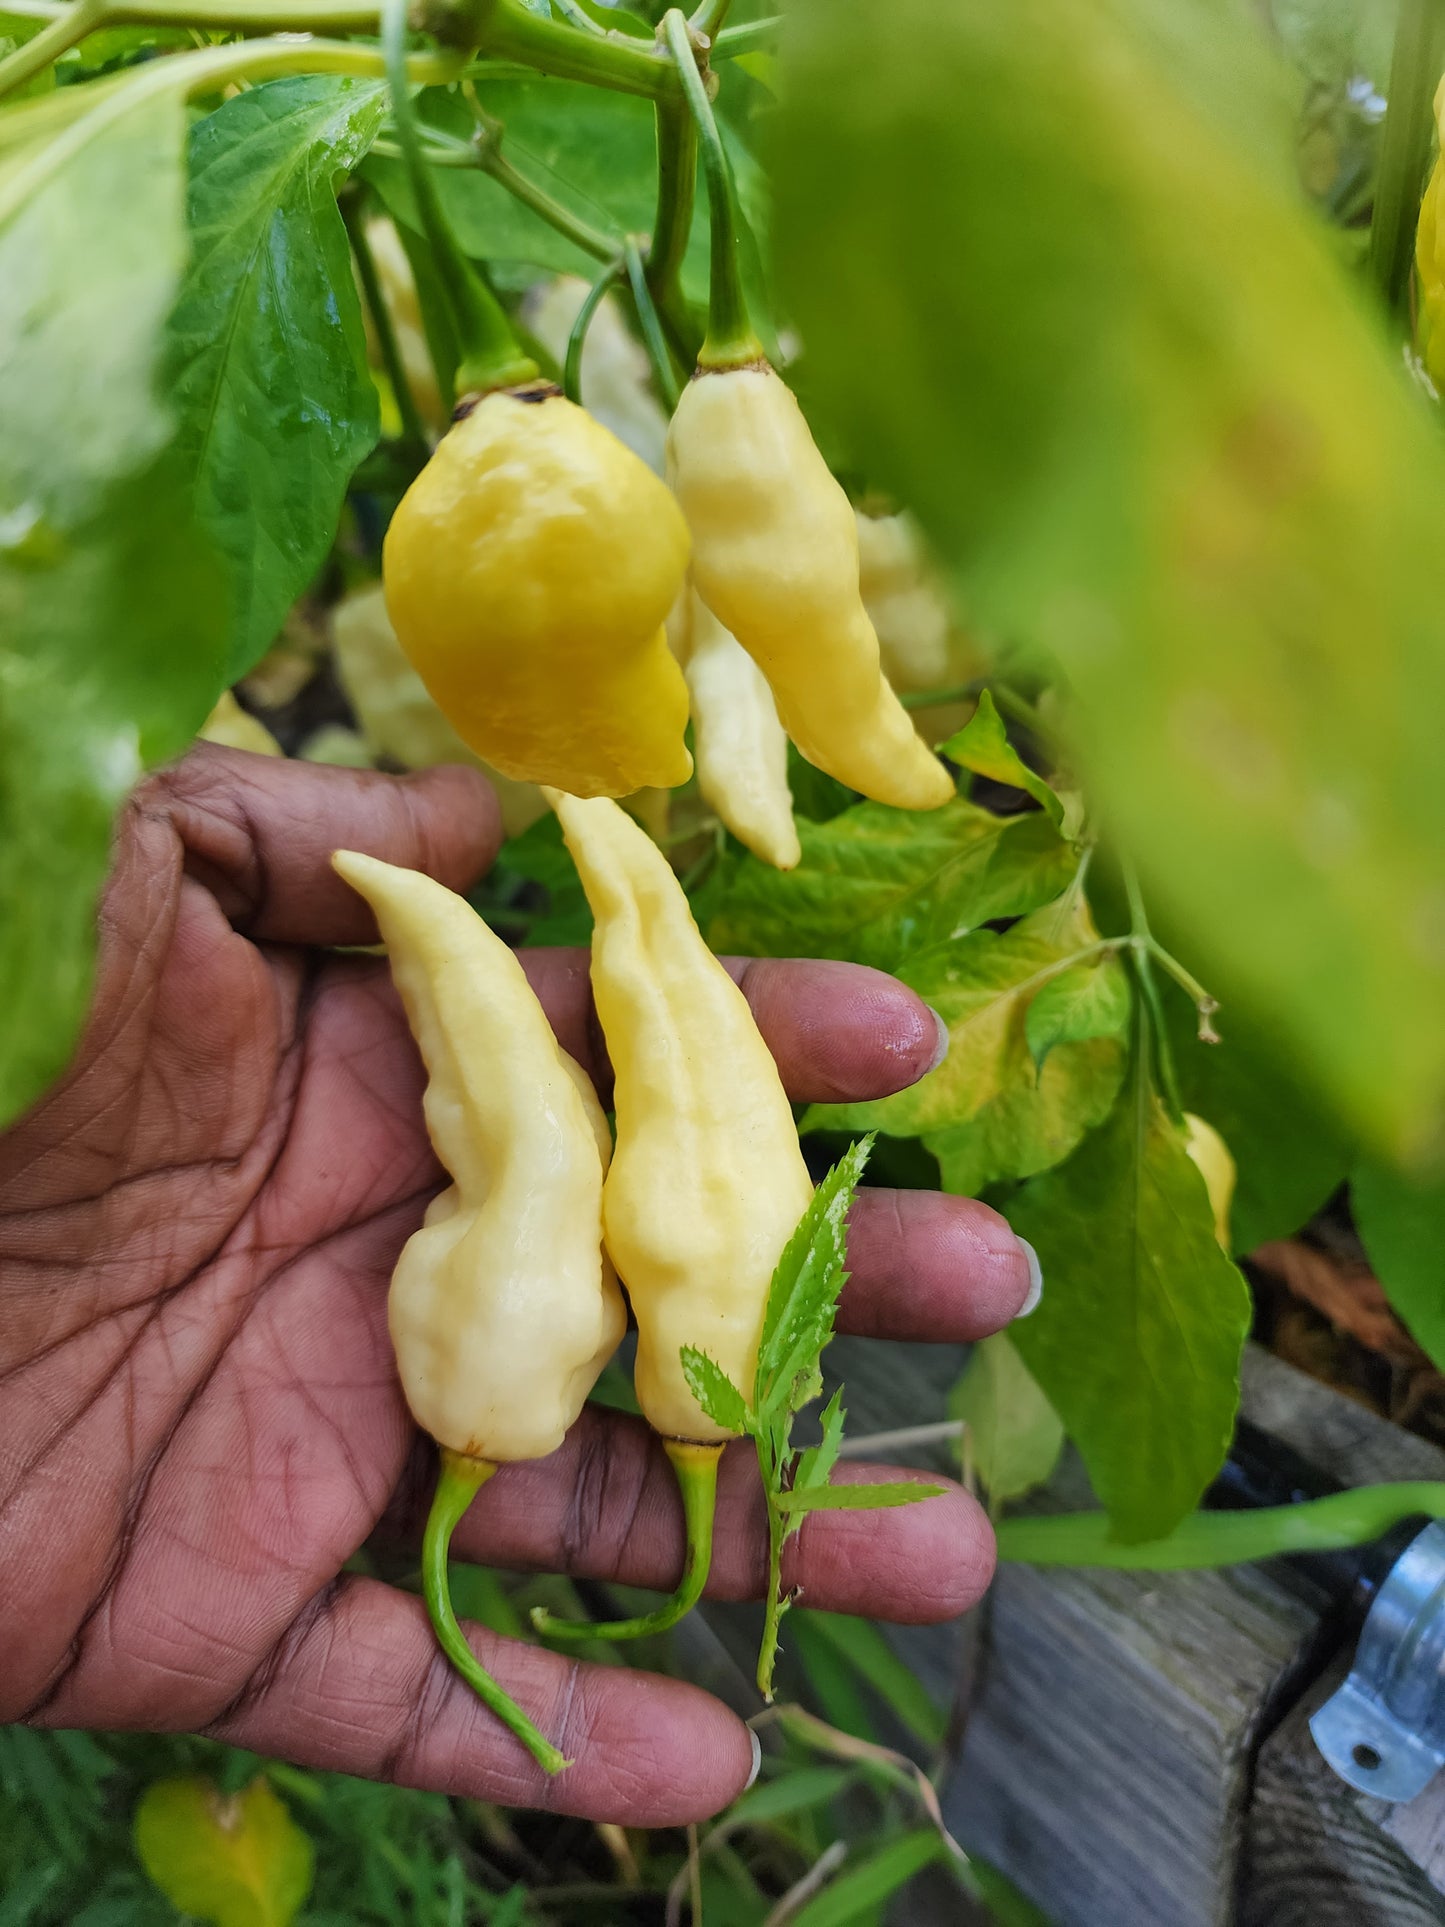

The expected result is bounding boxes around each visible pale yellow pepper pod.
[854,508,953,694]
[669,586,801,871]
[331,850,626,1462]
[1183,1112,1236,1253]
[547,791,815,1442]
[665,365,955,813]
[384,385,693,798]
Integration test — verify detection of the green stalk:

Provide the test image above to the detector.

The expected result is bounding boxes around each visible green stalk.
[0,0,103,103]
[344,191,431,459]
[689,0,731,35]
[424,1451,571,1774]
[382,0,536,396]
[462,88,617,261]
[530,1440,722,1642]
[997,1485,1445,1569]
[711,15,778,59]
[646,95,700,365]
[563,255,623,404]
[1122,857,1182,1117]
[661,7,760,369]
[1367,0,1445,319]
[624,234,681,410]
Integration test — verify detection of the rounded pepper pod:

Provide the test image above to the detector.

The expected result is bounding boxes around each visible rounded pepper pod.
[665,364,955,813]
[384,382,693,798]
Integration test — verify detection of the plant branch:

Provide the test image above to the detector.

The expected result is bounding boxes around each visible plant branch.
[563,255,624,403]
[647,93,699,365]
[624,232,681,409]
[460,84,618,261]
[712,14,778,58]
[689,0,731,38]
[434,0,676,98]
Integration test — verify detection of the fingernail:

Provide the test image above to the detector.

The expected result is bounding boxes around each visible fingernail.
[745,1727,762,1791]
[925,1006,950,1074]
[1013,1238,1044,1318]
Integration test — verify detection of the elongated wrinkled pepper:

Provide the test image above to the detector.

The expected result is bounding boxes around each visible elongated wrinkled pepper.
[383,382,693,797]
[333,850,626,1772]
[666,364,955,813]
[669,586,800,871]
[532,792,814,1642]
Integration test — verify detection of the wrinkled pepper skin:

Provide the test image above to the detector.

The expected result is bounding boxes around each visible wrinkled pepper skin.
[548,793,814,1441]
[669,586,800,871]
[854,508,952,694]
[384,383,693,797]
[666,365,954,812]
[332,850,625,1461]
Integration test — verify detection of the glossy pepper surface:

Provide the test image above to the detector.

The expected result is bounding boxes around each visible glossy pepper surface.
[666,365,954,813]
[332,849,625,1460]
[548,791,814,1442]
[669,586,800,871]
[384,382,693,797]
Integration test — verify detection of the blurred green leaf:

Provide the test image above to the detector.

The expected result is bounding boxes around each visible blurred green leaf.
[1005,1071,1253,1540]
[134,1775,313,1927]
[169,76,384,678]
[941,690,1062,827]
[0,72,224,1132]
[952,1332,1065,1504]
[1164,974,1351,1250]
[808,895,1129,1196]
[788,1829,945,1927]
[483,810,593,946]
[708,797,1074,970]
[1352,1157,1445,1370]
[724,1765,851,1827]
[774,0,1445,1158]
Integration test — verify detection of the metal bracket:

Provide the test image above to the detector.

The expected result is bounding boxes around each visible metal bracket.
[1312,1520,1445,1803]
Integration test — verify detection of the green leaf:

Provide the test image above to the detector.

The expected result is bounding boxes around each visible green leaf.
[777,1482,945,1513]
[1352,1159,1445,1373]
[0,70,224,1131]
[951,1332,1065,1504]
[940,689,1063,827]
[1005,1074,1253,1540]
[789,1830,945,1927]
[774,0,1445,1156]
[1025,951,1133,1072]
[707,796,1074,971]
[168,76,385,678]
[788,1612,947,1749]
[755,1137,871,1419]
[483,810,592,947]
[809,895,1130,1196]
[1163,971,1351,1251]
[680,1345,751,1434]
[134,1774,313,1927]
[793,1386,846,1500]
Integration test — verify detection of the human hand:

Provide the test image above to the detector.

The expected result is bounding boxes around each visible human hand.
[0,749,1037,1825]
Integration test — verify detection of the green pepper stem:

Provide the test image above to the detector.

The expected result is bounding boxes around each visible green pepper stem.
[997,1483,1445,1570]
[530,1439,722,1642]
[423,1450,571,1774]
[661,8,761,370]
[646,94,700,365]
[1367,0,1445,321]
[382,0,536,398]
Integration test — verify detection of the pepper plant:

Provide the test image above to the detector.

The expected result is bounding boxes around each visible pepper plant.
[8,0,1445,1727]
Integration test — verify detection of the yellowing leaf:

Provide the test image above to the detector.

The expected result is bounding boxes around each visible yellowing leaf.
[807,892,1130,1194]
[952,1332,1065,1504]
[134,1775,313,1927]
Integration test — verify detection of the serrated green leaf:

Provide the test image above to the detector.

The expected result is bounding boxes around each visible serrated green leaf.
[680,1345,751,1434]
[1351,1159,1445,1373]
[0,67,224,1131]
[777,1482,945,1513]
[168,76,385,678]
[1005,1073,1253,1540]
[793,1386,846,1502]
[940,689,1063,827]
[1025,951,1133,1071]
[134,1775,313,1927]
[755,1138,871,1419]
[774,0,1445,1156]
[708,796,1074,971]
[951,1332,1065,1503]
[809,895,1129,1195]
